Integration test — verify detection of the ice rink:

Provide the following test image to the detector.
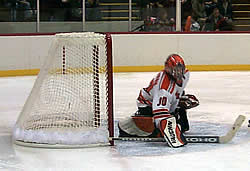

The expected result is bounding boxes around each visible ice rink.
[0,71,249,171]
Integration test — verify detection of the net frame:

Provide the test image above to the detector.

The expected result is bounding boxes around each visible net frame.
[13,32,114,148]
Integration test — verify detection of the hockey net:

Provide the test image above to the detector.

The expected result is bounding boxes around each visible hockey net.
[13,32,114,148]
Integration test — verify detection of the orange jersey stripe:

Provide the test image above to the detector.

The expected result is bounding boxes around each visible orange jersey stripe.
[138,91,152,105]
[145,79,154,92]
[160,73,171,91]
[160,73,176,94]
[170,82,176,94]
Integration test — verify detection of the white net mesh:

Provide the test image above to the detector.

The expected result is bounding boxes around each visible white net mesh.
[13,32,111,147]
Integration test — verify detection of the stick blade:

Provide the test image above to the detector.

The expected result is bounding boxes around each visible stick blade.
[219,115,246,143]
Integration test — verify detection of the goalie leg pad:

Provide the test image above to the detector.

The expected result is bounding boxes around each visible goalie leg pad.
[158,116,187,148]
[118,116,154,137]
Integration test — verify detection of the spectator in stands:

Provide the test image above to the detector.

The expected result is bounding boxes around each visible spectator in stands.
[158,0,192,21]
[184,15,201,31]
[143,8,175,32]
[191,0,207,30]
[161,0,175,19]
[137,0,150,21]
[204,0,217,16]
[202,7,232,31]
[143,0,167,18]
[147,0,192,30]
[16,0,32,21]
[6,0,17,21]
[182,0,193,20]
[85,0,100,21]
[139,0,172,31]
[217,0,232,20]
[156,9,176,31]
[60,0,100,21]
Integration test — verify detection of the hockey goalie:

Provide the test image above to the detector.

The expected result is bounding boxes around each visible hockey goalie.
[118,54,199,148]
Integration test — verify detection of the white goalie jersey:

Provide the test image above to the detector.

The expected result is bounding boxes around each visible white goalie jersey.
[137,69,190,115]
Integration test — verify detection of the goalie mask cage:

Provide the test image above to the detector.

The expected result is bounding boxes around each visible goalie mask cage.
[13,32,114,148]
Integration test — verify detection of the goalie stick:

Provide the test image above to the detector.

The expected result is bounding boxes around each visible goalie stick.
[110,115,246,144]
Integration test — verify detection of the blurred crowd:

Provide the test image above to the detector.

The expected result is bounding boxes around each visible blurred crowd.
[0,0,233,32]
[0,0,99,22]
[0,0,35,21]
[139,0,233,32]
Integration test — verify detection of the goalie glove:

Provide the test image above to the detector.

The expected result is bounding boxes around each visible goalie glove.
[178,94,199,109]
[154,114,187,148]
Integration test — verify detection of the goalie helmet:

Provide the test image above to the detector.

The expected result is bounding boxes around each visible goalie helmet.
[165,54,185,85]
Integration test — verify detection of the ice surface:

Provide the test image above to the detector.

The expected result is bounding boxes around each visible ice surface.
[0,72,249,171]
